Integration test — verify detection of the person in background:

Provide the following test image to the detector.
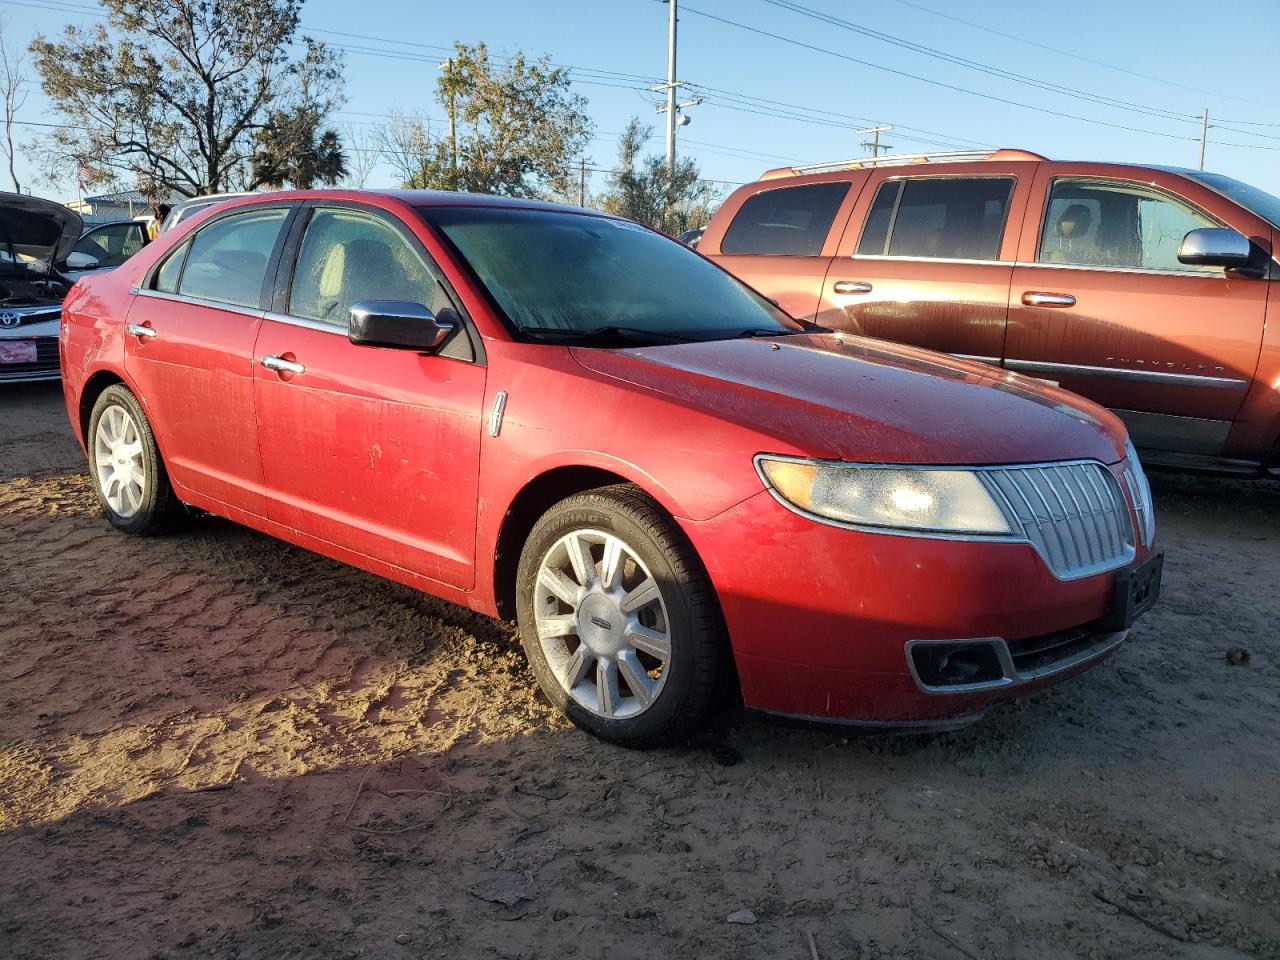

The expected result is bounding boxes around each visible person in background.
[147,203,172,240]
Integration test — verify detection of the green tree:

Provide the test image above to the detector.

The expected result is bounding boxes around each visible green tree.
[379,42,592,197]
[30,0,345,199]
[600,117,716,236]
[250,43,346,189]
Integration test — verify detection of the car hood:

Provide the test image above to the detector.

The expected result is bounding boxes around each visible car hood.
[570,333,1126,466]
[0,192,83,264]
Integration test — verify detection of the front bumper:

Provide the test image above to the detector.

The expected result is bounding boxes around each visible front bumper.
[684,489,1159,725]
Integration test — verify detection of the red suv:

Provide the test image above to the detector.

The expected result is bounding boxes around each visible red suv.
[60,190,1161,745]
[703,150,1280,476]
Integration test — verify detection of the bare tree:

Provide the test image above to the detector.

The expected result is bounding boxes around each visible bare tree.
[376,111,435,190]
[340,123,382,188]
[0,13,29,192]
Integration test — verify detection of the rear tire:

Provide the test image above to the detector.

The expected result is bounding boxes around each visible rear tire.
[87,384,187,535]
[516,484,729,747]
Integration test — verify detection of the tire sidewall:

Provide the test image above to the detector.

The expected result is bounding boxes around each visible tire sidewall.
[88,385,169,534]
[516,497,701,746]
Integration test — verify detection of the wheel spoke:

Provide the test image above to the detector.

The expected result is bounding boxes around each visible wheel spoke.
[124,480,142,513]
[128,463,146,487]
[599,535,624,590]
[536,615,577,640]
[626,623,671,661]
[596,658,619,716]
[538,567,580,607]
[565,532,595,587]
[560,645,593,688]
[620,577,660,613]
[617,650,654,707]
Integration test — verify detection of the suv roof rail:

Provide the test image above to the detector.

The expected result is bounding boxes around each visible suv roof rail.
[759,148,1048,179]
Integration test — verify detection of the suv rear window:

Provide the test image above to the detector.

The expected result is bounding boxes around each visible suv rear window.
[856,177,1014,261]
[720,182,850,256]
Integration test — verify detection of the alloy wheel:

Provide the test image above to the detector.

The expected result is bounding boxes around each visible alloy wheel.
[534,528,672,720]
[93,404,146,518]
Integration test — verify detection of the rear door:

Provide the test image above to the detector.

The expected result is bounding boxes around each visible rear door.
[124,204,294,515]
[1006,167,1267,454]
[253,202,487,590]
[822,170,1032,360]
[705,176,864,322]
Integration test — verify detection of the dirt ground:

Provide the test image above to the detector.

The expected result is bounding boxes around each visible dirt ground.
[0,380,1277,960]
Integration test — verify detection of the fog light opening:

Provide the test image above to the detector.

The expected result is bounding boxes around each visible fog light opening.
[910,640,1007,690]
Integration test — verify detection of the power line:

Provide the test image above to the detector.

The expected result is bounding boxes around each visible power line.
[682,5,1208,145]
[886,0,1274,109]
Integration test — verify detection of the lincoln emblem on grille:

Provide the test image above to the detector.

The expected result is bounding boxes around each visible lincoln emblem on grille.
[0,312,20,328]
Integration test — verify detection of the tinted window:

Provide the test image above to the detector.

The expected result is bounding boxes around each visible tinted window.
[153,240,189,293]
[423,207,796,340]
[1038,179,1219,273]
[74,222,146,267]
[289,208,447,326]
[178,208,287,308]
[720,182,850,256]
[857,177,1014,260]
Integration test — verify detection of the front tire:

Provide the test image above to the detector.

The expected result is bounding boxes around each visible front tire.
[516,484,729,747]
[88,384,186,535]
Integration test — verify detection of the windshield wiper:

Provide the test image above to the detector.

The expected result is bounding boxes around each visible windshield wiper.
[518,325,696,345]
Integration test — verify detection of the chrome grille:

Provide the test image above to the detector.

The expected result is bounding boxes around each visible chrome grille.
[982,462,1135,580]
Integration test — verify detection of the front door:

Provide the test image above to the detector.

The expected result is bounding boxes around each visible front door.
[820,171,1030,360]
[253,203,487,590]
[124,205,293,515]
[1006,171,1267,455]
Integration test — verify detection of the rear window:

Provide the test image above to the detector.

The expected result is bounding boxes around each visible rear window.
[720,182,850,256]
[856,177,1015,261]
[177,208,287,309]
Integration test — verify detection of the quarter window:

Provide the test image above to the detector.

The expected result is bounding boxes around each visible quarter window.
[856,177,1014,261]
[288,207,447,326]
[152,240,189,293]
[177,208,288,308]
[720,182,850,256]
[1038,179,1220,273]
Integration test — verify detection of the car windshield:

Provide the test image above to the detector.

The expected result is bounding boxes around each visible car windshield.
[1182,171,1280,229]
[420,206,800,343]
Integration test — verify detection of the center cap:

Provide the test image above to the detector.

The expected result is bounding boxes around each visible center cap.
[578,593,623,655]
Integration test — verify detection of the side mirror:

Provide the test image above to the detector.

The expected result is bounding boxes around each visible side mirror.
[348,300,455,352]
[1177,227,1252,270]
[64,251,101,271]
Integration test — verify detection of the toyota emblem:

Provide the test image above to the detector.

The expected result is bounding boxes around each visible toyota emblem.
[0,312,19,328]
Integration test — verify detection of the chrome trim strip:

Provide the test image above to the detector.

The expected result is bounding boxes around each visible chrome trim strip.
[1011,259,1227,279]
[1004,358,1247,390]
[849,253,1008,266]
[949,353,1001,365]
[488,390,508,438]
[134,288,264,320]
[262,310,345,336]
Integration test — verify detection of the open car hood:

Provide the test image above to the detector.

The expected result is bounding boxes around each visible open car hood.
[0,192,84,265]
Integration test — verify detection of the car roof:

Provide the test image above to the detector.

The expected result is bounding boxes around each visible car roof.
[207,188,608,218]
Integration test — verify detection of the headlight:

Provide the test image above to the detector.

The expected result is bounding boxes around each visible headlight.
[757,456,1013,535]
[1122,440,1156,547]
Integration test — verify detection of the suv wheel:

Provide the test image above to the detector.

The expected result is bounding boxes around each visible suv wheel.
[516,484,728,747]
[88,384,186,534]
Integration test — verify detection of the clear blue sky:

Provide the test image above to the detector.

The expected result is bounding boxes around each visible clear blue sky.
[4,0,1280,203]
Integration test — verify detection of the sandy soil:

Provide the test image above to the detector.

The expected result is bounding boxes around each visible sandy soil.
[0,380,1277,960]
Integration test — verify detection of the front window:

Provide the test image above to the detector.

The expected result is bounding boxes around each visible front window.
[421,207,798,343]
[288,207,450,326]
[73,222,146,268]
[1037,178,1220,273]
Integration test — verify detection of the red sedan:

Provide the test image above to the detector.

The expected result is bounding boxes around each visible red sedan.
[59,190,1162,746]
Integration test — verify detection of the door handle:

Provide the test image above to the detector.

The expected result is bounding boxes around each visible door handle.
[832,280,873,295]
[1021,292,1076,307]
[260,355,306,375]
[125,323,157,339]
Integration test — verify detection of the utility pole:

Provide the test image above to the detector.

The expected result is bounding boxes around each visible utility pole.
[440,57,458,189]
[1199,108,1209,171]
[856,124,894,159]
[579,157,586,207]
[653,0,700,175]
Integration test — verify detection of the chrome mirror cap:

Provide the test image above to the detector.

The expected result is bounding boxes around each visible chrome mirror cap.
[347,300,455,352]
[1177,227,1251,269]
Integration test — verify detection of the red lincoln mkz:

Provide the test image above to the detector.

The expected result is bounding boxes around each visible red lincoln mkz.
[59,190,1162,746]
